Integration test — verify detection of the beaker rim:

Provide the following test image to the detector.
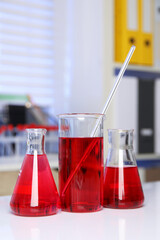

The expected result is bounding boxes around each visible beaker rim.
[57,113,105,119]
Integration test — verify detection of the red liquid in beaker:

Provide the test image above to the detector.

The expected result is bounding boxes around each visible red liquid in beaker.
[59,137,103,212]
[103,166,144,209]
[10,154,60,216]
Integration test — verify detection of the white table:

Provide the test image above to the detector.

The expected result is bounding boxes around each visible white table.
[0,182,160,240]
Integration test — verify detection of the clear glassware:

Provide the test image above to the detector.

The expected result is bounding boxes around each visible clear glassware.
[58,113,104,212]
[104,129,144,209]
[10,128,60,216]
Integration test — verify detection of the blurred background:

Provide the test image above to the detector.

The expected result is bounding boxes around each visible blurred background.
[0,0,160,195]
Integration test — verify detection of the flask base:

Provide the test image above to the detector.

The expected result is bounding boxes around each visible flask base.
[10,201,60,216]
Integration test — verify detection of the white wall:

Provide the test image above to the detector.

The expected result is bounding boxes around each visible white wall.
[53,0,113,119]
[113,77,138,152]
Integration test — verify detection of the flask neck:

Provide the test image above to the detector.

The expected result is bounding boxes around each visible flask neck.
[108,129,133,150]
[26,129,46,155]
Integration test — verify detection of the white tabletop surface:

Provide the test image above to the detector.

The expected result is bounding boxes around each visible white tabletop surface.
[0,181,160,240]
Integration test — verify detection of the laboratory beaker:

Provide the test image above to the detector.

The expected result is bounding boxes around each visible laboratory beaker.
[58,113,104,212]
[10,128,60,216]
[104,129,144,209]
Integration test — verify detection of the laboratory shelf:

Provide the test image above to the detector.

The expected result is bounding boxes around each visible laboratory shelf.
[114,63,160,79]
[0,154,58,172]
[1,153,160,171]
[0,132,58,172]
[137,154,160,168]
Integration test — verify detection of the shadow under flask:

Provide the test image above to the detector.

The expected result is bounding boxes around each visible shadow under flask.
[10,128,60,216]
[104,129,144,209]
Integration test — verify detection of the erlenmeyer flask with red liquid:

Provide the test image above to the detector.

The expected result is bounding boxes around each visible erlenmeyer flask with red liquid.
[10,128,60,216]
[104,129,144,209]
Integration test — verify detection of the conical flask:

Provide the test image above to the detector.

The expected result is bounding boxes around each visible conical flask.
[104,129,144,209]
[10,128,60,216]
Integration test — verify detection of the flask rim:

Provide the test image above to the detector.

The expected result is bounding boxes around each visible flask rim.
[26,128,47,134]
[108,129,134,133]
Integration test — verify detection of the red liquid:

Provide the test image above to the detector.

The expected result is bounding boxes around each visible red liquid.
[103,166,144,209]
[10,154,60,216]
[59,137,103,212]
